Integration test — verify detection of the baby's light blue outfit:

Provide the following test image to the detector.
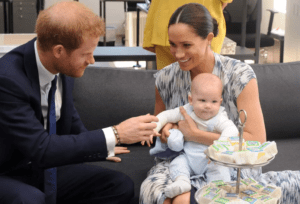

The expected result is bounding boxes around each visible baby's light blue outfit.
[150,103,239,182]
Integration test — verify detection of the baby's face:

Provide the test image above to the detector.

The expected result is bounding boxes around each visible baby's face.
[189,85,222,120]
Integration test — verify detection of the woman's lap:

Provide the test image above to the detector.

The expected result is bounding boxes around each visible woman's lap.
[140,160,300,204]
[251,170,300,204]
[140,160,204,204]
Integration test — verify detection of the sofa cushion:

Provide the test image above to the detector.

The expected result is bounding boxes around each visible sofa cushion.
[262,138,300,172]
[73,67,157,130]
[251,61,300,141]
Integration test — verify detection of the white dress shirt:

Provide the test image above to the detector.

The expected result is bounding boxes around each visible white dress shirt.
[34,41,116,157]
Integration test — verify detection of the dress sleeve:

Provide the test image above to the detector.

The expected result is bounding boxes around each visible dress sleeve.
[230,62,257,99]
[154,64,176,107]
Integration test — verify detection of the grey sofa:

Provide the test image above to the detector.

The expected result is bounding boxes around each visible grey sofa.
[73,62,300,204]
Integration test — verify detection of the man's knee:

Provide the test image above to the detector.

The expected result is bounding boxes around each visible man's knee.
[93,169,134,203]
[113,172,134,201]
[10,188,45,204]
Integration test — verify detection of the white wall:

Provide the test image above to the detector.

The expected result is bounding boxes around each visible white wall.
[44,0,125,35]
[44,0,290,47]
[261,0,285,34]
[284,0,300,62]
[261,0,273,34]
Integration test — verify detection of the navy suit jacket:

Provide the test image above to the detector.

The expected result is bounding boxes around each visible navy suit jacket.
[0,39,108,174]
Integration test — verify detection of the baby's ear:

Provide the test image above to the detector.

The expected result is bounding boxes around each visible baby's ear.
[188,92,193,105]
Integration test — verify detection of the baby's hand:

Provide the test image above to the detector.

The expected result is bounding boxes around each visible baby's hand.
[141,130,160,147]
[153,129,160,137]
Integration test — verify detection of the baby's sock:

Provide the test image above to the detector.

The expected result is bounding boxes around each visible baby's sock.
[165,176,191,198]
[168,129,184,152]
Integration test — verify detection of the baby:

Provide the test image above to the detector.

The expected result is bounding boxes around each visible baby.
[150,73,239,198]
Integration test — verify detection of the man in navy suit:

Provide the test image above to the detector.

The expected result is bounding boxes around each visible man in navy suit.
[0,2,158,204]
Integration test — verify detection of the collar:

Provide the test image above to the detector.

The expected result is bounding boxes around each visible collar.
[34,40,57,87]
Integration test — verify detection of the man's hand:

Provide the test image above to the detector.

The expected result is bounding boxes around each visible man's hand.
[178,106,198,141]
[106,146,130,162]
[142,123,178,145]
[116,114,158,144]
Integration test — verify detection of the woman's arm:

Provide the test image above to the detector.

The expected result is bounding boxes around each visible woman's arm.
[236,78,266,144]
[154,87,166,115]
[178,107,221,146]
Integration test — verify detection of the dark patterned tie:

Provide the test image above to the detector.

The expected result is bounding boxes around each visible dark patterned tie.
[45,75,57,204]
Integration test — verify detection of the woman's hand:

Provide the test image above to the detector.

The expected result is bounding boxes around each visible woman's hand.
[177,106,198,141]
[106,147,130,162]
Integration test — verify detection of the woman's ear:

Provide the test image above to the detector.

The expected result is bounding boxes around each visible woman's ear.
[207,32,214,45]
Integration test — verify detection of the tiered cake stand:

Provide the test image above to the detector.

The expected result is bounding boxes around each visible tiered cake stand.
[196,110,278,203]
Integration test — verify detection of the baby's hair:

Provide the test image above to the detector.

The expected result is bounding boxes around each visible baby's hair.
[168,3,218,39]
[191,73,223,96]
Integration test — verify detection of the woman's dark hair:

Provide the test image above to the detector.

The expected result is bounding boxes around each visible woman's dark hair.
[168,3,218,39]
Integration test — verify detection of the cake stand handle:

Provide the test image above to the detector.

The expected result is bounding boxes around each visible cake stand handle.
[236,110,247,195]
[238,110,247,151]
[236,168,242,194]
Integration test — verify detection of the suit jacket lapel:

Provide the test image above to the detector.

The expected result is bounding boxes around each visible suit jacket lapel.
[23,38,44,124]
[20,38,74,135]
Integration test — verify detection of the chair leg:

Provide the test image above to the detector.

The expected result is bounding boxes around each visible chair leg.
[280,40,284,63]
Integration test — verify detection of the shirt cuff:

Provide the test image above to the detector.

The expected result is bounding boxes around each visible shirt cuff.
[103,127,116,157]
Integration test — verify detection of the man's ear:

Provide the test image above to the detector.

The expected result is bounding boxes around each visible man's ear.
[220,98,223,104]
[188,93,193,105]
[52,45,64,59]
